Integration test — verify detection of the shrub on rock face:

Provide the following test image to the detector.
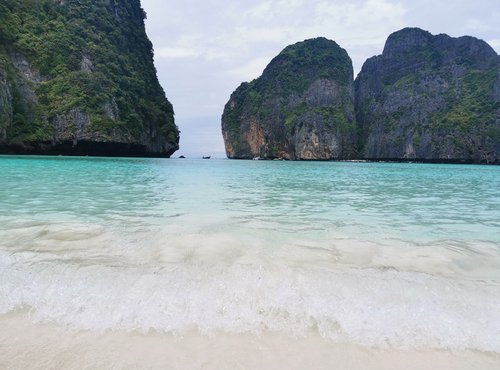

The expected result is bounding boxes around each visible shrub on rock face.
[223,28,499,164]
[221,37,357,160]
[0,0,179,157]
[354,27,500,164]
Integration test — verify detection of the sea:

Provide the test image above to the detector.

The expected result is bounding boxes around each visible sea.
[0,155,499,369]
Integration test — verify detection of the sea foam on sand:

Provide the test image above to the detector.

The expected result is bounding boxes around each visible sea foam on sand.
[0,312,499,370]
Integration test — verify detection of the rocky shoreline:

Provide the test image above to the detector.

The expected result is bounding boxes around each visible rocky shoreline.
[0,140,177,158]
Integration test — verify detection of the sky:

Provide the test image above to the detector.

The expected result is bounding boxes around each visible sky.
[141,0,500,158]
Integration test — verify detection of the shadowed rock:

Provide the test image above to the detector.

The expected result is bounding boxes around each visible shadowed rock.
[222,37,356,160]
[354,27,500,164]
[0,0,179,157]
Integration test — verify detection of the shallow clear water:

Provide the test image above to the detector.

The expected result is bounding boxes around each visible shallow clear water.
[0,156,499,361]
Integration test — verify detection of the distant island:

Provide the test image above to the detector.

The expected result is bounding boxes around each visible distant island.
[222,28,500,164]
[2,0,498,164]
[0,0,179,157]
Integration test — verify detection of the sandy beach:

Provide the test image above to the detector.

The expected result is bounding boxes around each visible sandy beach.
[1,312,499,370]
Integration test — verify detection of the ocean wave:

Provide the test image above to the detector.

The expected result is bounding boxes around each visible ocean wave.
[1,250,499,353]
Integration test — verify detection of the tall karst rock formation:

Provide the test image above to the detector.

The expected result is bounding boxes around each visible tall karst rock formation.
[221,37,356,160]
[355,27,499,163]
[223,29,499,163]
[0,0,179,157]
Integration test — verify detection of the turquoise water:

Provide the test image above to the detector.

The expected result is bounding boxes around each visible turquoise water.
[2,156,499,241]
[0,156,499,353]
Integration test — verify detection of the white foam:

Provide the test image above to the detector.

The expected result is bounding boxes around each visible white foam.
[2,315,499,370]
[1,249,499,353]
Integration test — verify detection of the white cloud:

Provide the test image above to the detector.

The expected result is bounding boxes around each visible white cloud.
[487,39,500,53]
[246,1,274,21]
[226,56,274,81]
[312,0,407,45]
[233,27,291,44]
[155,47,201,59]
[465,19,496,33]
[141,0,500,156]
[149,0,407,69]
[242,0,304,23]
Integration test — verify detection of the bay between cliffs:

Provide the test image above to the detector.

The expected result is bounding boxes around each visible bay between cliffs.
[0,156,499,369]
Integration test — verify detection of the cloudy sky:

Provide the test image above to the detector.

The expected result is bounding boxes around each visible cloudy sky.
[141,0,500,157]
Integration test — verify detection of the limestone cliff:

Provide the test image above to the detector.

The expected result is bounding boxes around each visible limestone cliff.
[355,28,500,163]
[0,0,179,157]
[221,38,356,160]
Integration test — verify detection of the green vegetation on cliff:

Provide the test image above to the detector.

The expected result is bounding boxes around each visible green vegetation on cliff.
[354,28,500,163]
[224,28,499,163]
[0,0,178,155]
[258,37,353,95]
[222,37,356,160]
[224,38,353,130]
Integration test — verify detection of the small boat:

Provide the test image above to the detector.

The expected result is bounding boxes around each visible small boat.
[202,156,211,159]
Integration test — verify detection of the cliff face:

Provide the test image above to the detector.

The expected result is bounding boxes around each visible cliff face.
[221,38,356,160]
[0,0,179,157]
[355,28,500,163]
[223,29,499,163]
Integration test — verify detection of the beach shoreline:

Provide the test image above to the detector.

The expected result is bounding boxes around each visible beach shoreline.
[1,157,499,368]
[1,312,499,370]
